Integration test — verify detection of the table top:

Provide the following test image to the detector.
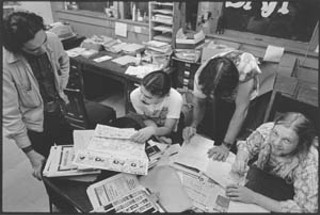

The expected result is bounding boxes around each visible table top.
[43,170,119,213]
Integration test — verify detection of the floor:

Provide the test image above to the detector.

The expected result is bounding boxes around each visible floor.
[2,90,125,213]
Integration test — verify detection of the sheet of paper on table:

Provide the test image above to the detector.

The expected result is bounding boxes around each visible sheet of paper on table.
[112,55,137,66]
[73,125,149,175]
[87,173,164,213]
[43,145,100,177]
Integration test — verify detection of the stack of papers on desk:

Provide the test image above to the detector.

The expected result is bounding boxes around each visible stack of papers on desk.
[125,64,161,79]
[73,124,149,175]
[66,47,86,58]
[121,43,145,55]
[87,173,165,213]
[43,145,100,177]
[112,55,137,66]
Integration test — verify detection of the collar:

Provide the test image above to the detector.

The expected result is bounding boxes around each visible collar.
[5,32,53,64]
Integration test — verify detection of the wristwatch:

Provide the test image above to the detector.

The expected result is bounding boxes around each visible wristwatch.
[21,145,34,154]
[222,141,233,149]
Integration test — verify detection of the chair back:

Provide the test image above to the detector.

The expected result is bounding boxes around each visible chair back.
[63,88,90,129]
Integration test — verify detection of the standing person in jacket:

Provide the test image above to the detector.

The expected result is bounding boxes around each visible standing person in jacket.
[3,11,73,211]
[183,50,261,161]
[226,112,318,213]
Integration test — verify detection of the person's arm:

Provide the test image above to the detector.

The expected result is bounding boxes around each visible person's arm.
[191,96,206,128]
[208,80,253,161]
[223,79,253,146]
[182,96,206,142]
[50,32,70,89]
[227,155,319,213]
[3,68,45,180]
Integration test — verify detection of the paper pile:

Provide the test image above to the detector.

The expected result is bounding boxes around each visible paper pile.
[73,125,149,175]
[87,173,164,212]
[125,64,161,79]
[43,145,100,177]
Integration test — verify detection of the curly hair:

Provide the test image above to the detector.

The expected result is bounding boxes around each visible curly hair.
[3,11,45,53]
[198,57,239,98]
[274,112,316,157]
[142,70,172,97]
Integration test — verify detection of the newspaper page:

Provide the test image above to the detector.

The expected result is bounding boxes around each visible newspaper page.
[73,125,149,175]
[87,173,164,213]
[43,145,100,177]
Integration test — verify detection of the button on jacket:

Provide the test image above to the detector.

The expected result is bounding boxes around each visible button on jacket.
[3,31,70,149]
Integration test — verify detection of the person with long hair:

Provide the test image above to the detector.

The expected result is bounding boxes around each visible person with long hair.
[183,50,261,161]
[226,112,318,213]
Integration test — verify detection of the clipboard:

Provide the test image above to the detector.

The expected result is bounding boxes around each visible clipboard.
[139,165,193,212]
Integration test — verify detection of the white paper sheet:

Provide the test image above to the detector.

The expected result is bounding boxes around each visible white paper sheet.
[115,22,127,37]
[42,145,100,177]
[93,55,113,63]
[174,134,213,172]
[263,45,285,63]
[112,55,137,66]
[73,130,94,153]
[73,125,149,175]
[87,173,164,213]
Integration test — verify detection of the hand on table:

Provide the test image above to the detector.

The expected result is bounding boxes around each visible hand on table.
[226,184,256,204]
[207,144,230,161]
[130,127,155,143]
[182,126,197,143]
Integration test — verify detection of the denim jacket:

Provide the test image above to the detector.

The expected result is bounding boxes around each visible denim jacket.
[3,31,70,149]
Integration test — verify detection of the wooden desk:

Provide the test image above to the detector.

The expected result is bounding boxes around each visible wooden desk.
[70,51,142,113]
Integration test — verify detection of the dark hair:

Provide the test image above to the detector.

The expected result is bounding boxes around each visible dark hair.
[274,112,316,157]
[3,11,45,53]
[142,70,171,97]
[198,57,239,98]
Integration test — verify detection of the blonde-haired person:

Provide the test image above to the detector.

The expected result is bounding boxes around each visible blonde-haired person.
[226,112,318,213]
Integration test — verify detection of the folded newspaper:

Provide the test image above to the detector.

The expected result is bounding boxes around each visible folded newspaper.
[43,145,101,177]
[73,125,149,175]
[87,173,165,213]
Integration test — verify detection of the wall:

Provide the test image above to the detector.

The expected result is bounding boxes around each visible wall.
[16,1,53,24]
[50,2,148,44]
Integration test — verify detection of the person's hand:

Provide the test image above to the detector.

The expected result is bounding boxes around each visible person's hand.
[207,145,230,161]
[231,159,249,176]
[226,184,256,204]
[182,126,197,143]
[130,127,155,143]
[25,150,46,180]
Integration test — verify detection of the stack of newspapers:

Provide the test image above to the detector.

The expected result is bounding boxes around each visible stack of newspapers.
[73,125,150,175]
[43,145,101,177]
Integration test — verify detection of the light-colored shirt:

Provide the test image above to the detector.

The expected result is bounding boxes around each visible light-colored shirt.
[237,122,318,213]
[130,87,183,129]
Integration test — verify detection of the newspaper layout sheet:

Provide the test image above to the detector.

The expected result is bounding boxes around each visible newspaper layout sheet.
[43,145,100,177]
[87,173,164,213]
[176,170,230,212]
[73,125,149,175]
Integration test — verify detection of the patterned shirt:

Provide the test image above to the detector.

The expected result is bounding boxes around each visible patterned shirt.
[24,52,60,103]
[237,122,318,213]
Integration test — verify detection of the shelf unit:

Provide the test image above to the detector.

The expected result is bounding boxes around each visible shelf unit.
[149,1,185,47]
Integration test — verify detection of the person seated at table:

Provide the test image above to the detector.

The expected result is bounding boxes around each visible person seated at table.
[225,112,318,213]
[128,70,183,144]
[183,51,261,161]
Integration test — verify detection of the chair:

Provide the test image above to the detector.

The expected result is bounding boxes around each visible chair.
[63,88,116,129]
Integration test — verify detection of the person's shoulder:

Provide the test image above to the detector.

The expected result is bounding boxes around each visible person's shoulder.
[130,87,140,99]
[169,88,183,101]
[46,31,60,41]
